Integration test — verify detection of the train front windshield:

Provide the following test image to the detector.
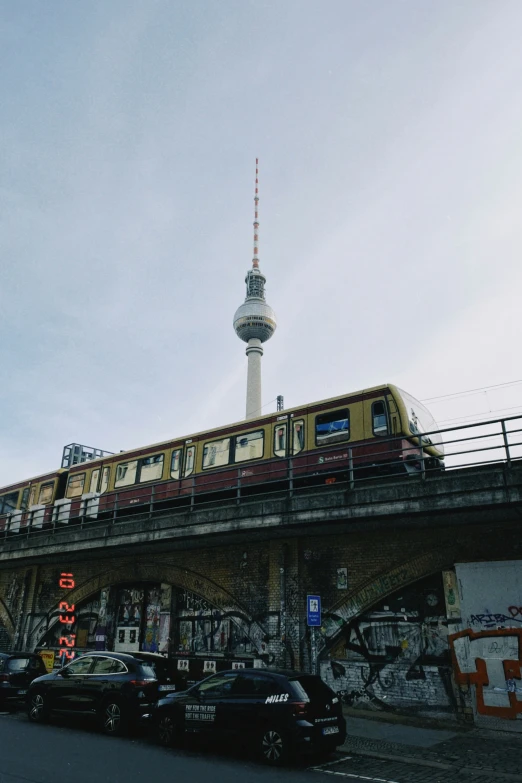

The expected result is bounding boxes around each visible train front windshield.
[396,388,444,454]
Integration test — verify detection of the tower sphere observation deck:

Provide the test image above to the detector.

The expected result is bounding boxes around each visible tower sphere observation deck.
[233,160,277,419]
[233,272,277,343]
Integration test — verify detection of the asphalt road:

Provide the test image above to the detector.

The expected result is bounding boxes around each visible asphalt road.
[0,712,503,783]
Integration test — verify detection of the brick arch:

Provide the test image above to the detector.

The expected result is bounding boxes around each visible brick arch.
[30,560,268,654]
[0,598,15,642]
[320,547,456,657]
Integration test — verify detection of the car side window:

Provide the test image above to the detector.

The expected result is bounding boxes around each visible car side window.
[196,672,238,698]
[110,660,128,674]
[91,657,116,675]
[63,656,94,675]
[233,673,280,697]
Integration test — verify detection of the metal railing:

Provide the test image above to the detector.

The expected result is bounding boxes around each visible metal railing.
[1,414,521,543]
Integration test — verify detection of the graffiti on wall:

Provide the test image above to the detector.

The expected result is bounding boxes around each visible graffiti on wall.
[321,573,455,716]
[449,628,522,719]
[323,550,454,644]
[176,587,268,658]
[452,560,522,724]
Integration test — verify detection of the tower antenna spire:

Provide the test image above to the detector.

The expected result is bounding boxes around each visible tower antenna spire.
[233,158,277,419]
[253,158,259,269]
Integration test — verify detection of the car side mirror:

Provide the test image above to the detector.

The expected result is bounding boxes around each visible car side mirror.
[59,668,70,677]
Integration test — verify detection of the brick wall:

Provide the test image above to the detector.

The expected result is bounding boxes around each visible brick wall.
[1,519,520,722]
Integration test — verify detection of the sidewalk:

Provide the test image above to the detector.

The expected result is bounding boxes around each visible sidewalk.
[340,707,522,780]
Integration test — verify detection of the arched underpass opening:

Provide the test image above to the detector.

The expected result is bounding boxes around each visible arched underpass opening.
[34,566,269,682]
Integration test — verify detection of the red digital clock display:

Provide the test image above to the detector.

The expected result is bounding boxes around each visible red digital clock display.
[58,572,76,663]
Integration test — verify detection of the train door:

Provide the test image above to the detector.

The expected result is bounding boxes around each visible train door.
[361,395,396,475]
[271,417,289,483]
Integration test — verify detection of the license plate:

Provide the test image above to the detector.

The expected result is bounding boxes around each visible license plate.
[322,726,339,736]
[159,685,176,691]
[17,690,27,696]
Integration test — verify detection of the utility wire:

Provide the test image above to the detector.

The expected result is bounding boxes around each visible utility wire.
[422,379,522,404]
[438,404,522,425]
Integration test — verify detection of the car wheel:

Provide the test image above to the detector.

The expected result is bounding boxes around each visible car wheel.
[157,713,182,747]
[260,727,288,766]
[27,692,49,723]
[100,699,127,736]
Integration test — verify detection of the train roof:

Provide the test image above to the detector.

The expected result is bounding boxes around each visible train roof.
[0,468,66,496]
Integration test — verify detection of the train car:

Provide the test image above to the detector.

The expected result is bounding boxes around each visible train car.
[0,470,67,534]
[55,383,443,525]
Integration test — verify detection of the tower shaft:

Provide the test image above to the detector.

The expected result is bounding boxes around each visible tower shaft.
[245,338,263,419]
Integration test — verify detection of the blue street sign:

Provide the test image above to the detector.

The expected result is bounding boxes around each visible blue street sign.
[307,594,321,627]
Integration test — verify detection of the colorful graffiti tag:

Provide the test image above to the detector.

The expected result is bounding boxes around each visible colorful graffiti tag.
[449,628,522,719]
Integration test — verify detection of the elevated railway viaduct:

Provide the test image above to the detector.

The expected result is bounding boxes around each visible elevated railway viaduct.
[1,461,522,730]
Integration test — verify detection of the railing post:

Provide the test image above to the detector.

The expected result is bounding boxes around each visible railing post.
[112,493,118,525]
[419,436,426,480]
[348,448,354,490]
[149,484,155,518]
[190,477,195,511]
[501,420,512,466]
[236,469,241,505]
[288,457,294,498]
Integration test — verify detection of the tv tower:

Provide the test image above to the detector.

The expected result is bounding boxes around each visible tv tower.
[233,159,277,419]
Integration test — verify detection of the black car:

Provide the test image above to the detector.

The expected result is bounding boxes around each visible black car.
[153,668,346,765]
[26,651,168,735]
[0,652,48,710]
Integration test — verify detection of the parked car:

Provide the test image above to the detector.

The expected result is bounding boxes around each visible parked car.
[26,651,168,735]
[131,652,179,695]
[0,652,48,711]
[153,668,346,765]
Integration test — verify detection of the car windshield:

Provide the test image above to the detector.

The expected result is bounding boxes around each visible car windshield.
[138,664,157,679]
[6,658,30,672]
[134,657,174,680]
[291,675,334,702]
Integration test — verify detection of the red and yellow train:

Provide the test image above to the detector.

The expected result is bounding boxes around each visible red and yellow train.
[0,384,443,534]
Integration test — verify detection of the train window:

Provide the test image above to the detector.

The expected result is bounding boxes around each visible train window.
[234,430,264,462]
[292,419,305,455]
[115,460,138,488]
[184,445,196,477]
[0,492,18,515]
[139,454,164,483]
[28,486,37,507]
[203,438,231,469]
[100,467,110,493]
[171,449,182,479]
[66,474,86,499]
[39,483,54,505]
[89,469,100,494]
[372,401,389,436]
[315,409,350,446]
[273,423,287,457]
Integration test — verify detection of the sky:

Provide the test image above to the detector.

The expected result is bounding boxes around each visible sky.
[1,0,521,486]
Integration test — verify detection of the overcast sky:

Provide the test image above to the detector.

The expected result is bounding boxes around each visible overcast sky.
[1,0,521,486]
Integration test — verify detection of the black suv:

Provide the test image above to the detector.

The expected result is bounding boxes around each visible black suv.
[153,668,346,765]
[26,651,168,735]
[0,653,48,710]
